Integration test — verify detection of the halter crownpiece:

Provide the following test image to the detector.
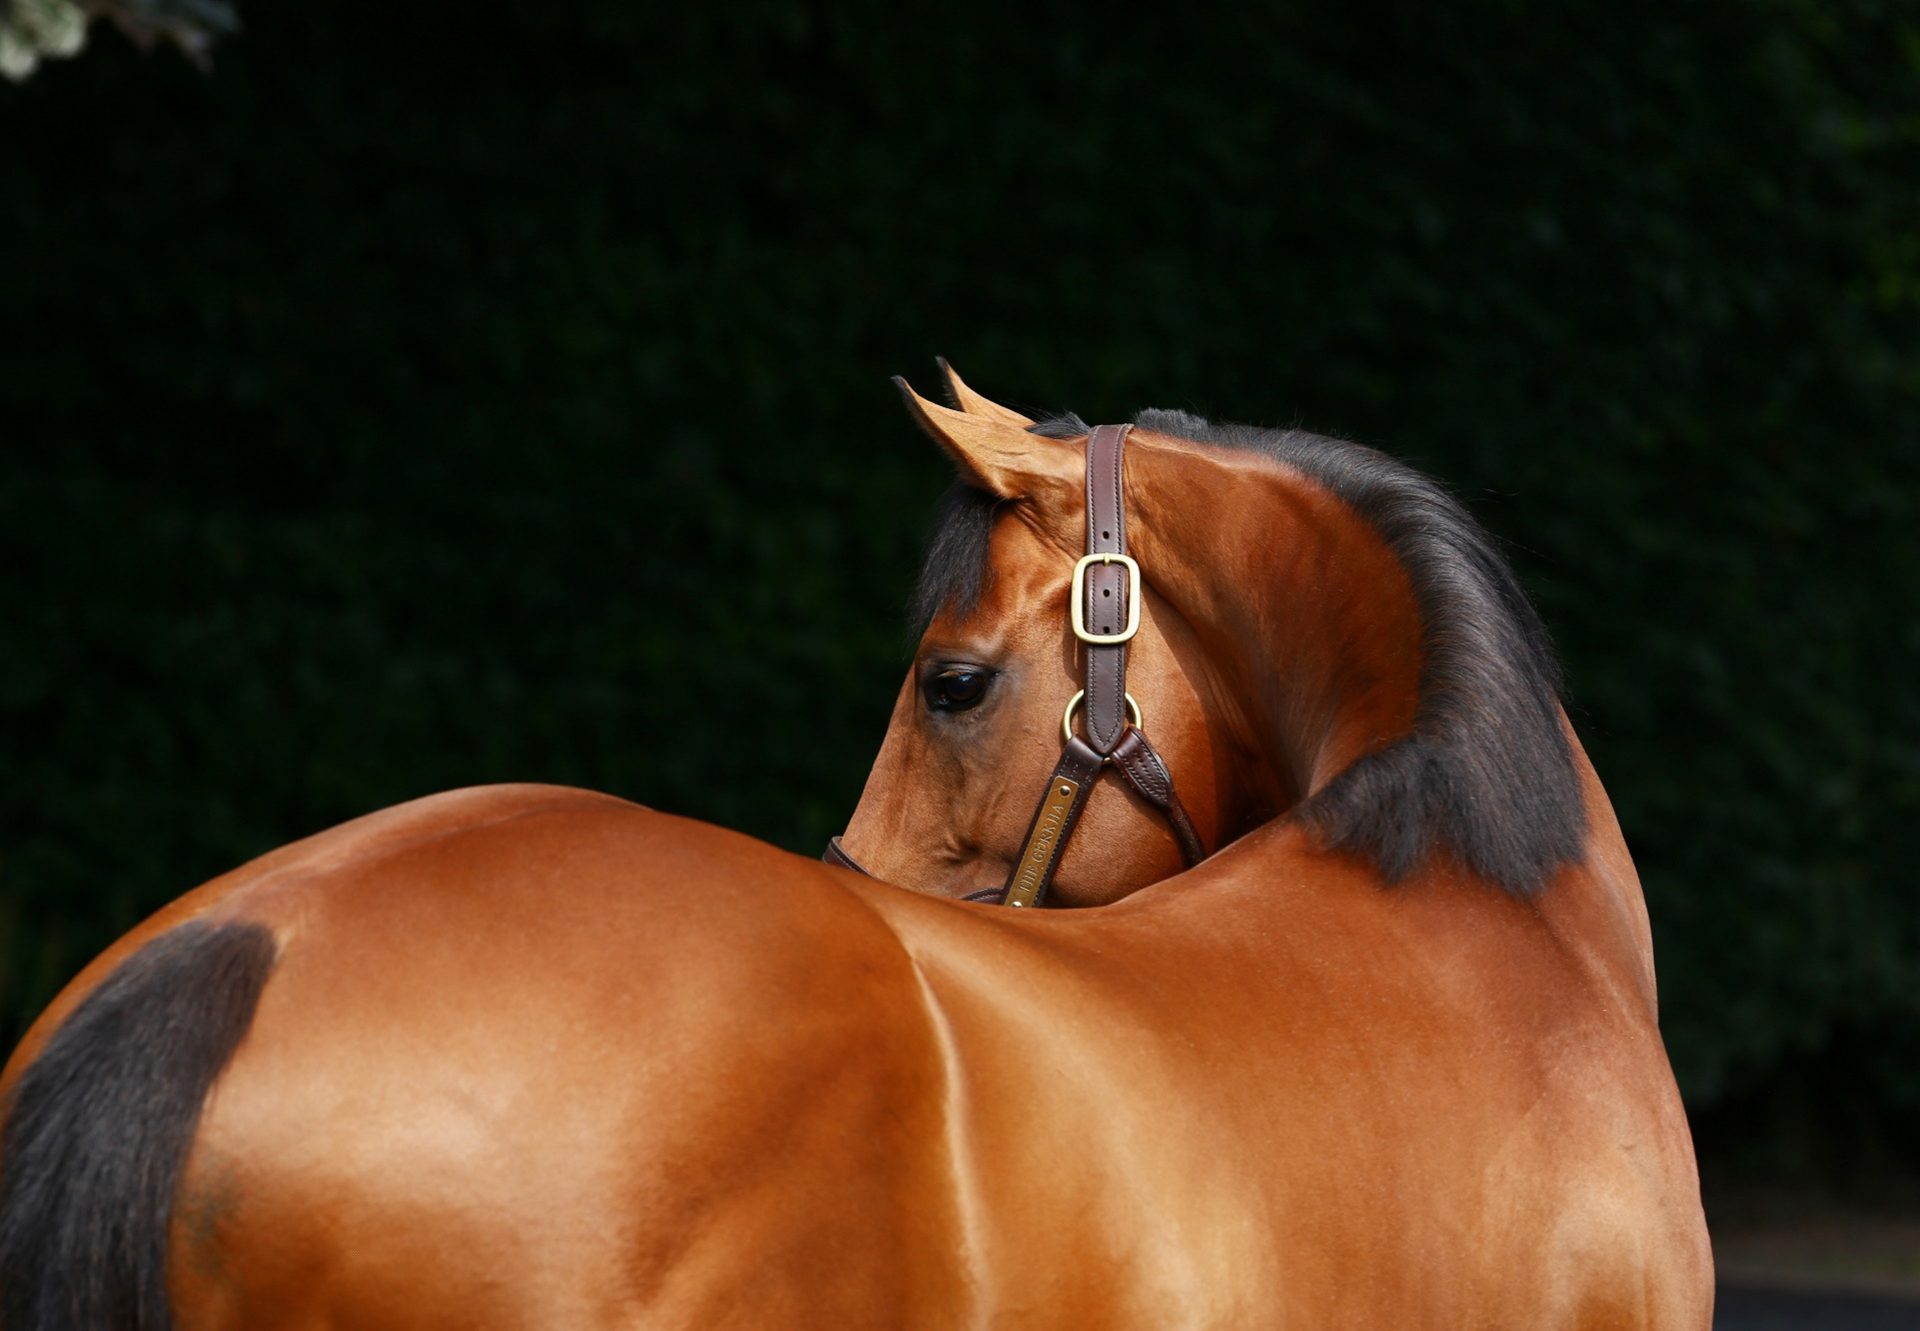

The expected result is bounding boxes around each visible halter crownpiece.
[825,422,1206,905]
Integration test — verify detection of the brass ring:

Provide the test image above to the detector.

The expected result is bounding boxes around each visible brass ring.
[1060,689,1143,745]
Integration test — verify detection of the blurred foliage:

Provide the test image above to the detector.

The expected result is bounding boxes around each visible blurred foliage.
[2,0,1916,1186]
[0,0,233,80]
[0,0,84,79]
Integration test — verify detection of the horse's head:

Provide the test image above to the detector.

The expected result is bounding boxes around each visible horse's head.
[835,363,1587,908]
[836,365,1283,906]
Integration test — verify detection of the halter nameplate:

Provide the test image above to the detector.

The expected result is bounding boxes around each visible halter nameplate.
[1003,775,1083,908]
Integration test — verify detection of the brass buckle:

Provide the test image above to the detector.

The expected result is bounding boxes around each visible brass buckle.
[1070,553,1141,645]
[1061,689,1143,744]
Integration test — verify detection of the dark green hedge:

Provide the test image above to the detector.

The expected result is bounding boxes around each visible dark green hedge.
[4,0,1916,1189]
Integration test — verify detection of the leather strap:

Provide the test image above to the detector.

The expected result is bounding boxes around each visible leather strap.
[1081,424,1132,755]
[1109,729,1207,866]
[823,835,870,875]
[827,835,1004,902]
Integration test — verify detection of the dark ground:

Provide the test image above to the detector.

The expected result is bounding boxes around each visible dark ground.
[1717,1286,1920,1331]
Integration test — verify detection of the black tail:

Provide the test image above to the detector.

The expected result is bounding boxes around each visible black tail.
[0,921,277,1331]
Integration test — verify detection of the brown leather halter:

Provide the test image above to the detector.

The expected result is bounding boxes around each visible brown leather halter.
[826,424,1206,906]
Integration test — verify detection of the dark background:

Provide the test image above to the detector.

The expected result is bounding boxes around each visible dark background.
[5,0,1917,1220]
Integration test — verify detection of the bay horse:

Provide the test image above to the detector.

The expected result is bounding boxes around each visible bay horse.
[0,366,1712,1328]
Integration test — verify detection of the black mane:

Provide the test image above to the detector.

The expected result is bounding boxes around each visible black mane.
[909,407,1584,898]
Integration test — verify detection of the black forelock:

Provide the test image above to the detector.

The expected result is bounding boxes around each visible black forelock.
[906,412,1088,629]
[908,482,1000,629]
[907,405,1584,898]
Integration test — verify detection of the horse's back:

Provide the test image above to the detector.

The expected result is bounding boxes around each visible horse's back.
[852,825,1713,1329]
[1,785,603,1088]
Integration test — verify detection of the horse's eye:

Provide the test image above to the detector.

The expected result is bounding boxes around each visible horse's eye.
[923,666,994,714]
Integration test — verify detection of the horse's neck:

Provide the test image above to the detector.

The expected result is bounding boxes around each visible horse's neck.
[1127,444,1660,1014]
[1129,449,1424,809]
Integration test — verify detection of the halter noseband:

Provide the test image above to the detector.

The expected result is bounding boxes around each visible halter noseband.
[826,423,1206,906]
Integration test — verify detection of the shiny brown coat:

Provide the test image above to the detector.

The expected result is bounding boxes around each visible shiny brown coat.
[0,372,1712,1328]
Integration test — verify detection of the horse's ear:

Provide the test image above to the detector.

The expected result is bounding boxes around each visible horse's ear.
[895,376,1081,504]
[936,358,1035,429]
